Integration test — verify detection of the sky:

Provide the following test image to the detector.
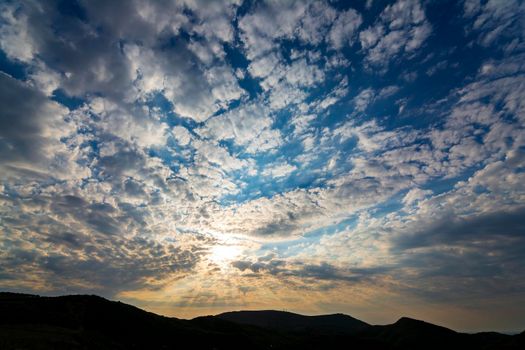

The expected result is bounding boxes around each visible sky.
[0,0,524,333]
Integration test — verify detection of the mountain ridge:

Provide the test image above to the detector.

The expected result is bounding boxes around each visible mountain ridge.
[216,309,369,334]
[1,292,523,349]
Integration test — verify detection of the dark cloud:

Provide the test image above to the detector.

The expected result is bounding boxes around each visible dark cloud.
[0,227,205,296]
[44,231,87,249]
[49,195,121,236]
[0,73,66,165]
[384,206,525,304]
[97,148,147,178]
[232,259,388,286]
[0,184,209,296]
[394,245,525,304]
[392,206,525,250]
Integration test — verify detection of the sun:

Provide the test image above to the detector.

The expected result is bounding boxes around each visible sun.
[209,245,241,266]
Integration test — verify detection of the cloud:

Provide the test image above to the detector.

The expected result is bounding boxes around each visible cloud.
[0,2,35,62]
[248,53,325,109]
[89,97,169,148]
[185,0,241,43]
[327,9,363,49]
[197,102,282,154]
[360,0,431,68]
[0,1,244,123]
[0,73,88,180]
[194,140,253,173]
[393,207,525,250]
[172,126,193,146]
[0,219,206,295]
[238,0,308,59]
[232,259,386,286]
[261,162,297,178]
[402,188,432,205]
[125,44,244,122]
[1,0,525,329]
[296,1,337,45]
[354,88,376,112]
[239,0,363,57]
[463,0,525,50]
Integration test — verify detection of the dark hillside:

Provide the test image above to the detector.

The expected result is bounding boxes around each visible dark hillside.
[217,310,369,334]
[0,292,522,350]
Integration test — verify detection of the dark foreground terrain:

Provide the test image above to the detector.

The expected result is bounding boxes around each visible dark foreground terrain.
[0,292,523,349]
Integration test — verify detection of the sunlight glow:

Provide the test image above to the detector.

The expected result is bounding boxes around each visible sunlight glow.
[209,245,242,266]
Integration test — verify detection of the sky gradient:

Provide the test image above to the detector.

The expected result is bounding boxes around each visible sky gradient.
[1,0,524,333]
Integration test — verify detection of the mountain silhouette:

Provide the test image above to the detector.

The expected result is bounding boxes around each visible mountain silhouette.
[1,292,523,349]
[217,310,369,334]
[359,316,499,349]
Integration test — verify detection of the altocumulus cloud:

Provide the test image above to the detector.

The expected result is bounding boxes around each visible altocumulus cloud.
[0,0,524,332]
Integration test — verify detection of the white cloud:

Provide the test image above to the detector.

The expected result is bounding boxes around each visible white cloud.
[354,88,376,112]
[268,83,308,110]
[194,140,253,173]
[172,126,192,146]
[262,162,297,178]
[464,0,525,50]
[382,0,426,29]
[248,52,281,79]
[245,127,283,154]
[205,65,245,107]
[352,86,399,113]
[125,44,243,123]
[197,102,283,154]
[239,1,363,56]
[359,24,385,50]
[185,0,241,43]
[251,55,326,110]
[89,97,169,148]
[327,9,363,49]
[290,114,316,136]
[402,188,432,205]
[238,1,308,59]
[188,39,225,66]
[296,1,337,45]
[284,58,325,87]
[360,0,431,68]
[28,62,62,96]
[0,2,36,62]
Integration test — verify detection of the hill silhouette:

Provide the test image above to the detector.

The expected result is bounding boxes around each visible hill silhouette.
[217,310,369,334]
[358,316,518,350]
[0,292,523,349]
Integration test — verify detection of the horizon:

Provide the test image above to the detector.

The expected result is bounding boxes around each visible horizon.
[2,290,523,334]
[2,290,524,335]
[1,0,524,335]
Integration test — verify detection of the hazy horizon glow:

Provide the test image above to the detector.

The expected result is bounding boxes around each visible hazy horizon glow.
[1,0,524,333]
